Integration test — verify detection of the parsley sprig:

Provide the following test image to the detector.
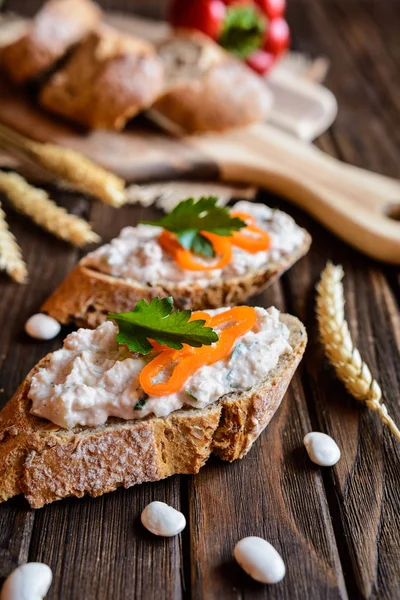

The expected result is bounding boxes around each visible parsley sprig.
[108,297,219,355]
[141,196,246,258]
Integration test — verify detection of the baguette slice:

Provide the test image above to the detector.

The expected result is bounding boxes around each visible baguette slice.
[153,30,273,133]
[0,0,102,83]
[39,26,164,130]
[41,231,311,328]
[0,314,306,508]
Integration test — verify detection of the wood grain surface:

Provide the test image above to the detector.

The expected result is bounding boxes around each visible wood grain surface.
[0,1,400,599]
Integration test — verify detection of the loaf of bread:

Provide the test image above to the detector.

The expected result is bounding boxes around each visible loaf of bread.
[0,0,102,83]
[0,314,306,508]
[39,25,165,130]
[153,30,273,133]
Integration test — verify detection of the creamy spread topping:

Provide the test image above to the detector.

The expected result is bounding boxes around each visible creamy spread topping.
[84,201,305,286]
[29,306,292,429]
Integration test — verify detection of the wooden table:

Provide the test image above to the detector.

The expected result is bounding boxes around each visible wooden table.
[1,1,400,598]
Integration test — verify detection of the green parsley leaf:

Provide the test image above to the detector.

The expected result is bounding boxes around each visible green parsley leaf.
[175,229,215,258]
[189,233,215,258]
[219,5,267,59]
[141,196,246,258]
[108,297,219,355]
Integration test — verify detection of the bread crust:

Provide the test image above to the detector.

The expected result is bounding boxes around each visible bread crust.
[0,0,102,83]
[40,232,311,328]
[154,31,273,133]
[0,315,306,508]
[39,26,164,130]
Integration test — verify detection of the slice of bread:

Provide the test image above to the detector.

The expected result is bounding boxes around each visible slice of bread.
[0,314,306,508]
[153,30,273,133]
[41,231,311,328]
[0,0,102,83]
[39,26,164,130]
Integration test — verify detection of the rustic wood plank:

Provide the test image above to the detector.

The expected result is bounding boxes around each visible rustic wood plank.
[328,1,400,136]
[285,248,400,600]
[0,498,34,578]
[288,1,400,177]
[28,481,184,600]
[282,211,400,593]
[284,3,400,596]
[187,274,347,599]
[0,187,90,587]
[276,3,400,598]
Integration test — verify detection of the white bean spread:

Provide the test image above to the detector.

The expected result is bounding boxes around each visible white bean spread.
[28,306,292,430]
[84,202,305,287]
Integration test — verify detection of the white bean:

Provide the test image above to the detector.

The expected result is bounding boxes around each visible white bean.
[25,314,61,340]
[304,432,341,466]
[234,537,286,584]
[141,501,186,537]
[1,563,52,600]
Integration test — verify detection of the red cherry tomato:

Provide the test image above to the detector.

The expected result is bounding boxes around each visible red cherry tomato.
[264,17,290,55]
[169,0,226,40]
[255,0,286,19]
[246,49,276,74]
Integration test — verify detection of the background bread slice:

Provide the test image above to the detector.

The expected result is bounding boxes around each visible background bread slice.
[39,26,164,130]
[153,30,273,133]
[0,0,102,83]
[0,315,306,508]
[41,232,311,328]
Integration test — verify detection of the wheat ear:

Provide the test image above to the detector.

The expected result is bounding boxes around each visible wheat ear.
[0,202,28,283]
[316,262,400,441]
[0,171,100,247]
[30,143,126,208]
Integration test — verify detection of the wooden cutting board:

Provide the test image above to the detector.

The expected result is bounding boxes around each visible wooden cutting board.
[0,15,399,264]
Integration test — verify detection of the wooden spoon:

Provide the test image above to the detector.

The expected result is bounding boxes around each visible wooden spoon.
[187,123,400,264]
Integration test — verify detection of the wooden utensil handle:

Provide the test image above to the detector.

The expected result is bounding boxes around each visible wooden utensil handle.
[189,124,400,264]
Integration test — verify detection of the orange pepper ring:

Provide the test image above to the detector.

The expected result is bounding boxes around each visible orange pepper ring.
[158,211,270,270]
[230,211,271,253]
[230,211,257,226]
[139,307,257,397]
[158,230,232,271]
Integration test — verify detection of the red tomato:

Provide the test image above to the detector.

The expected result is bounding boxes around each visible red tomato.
[264,17,290,55]
[169,0,226,40]
[246,49,276,74]
[255,0,286,19]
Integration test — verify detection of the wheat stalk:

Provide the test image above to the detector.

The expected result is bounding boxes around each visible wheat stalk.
[0,171,100,247]
[0,201,28,283]
[0,124,126,207]
[30,142,126,207]
[316,262,400,441]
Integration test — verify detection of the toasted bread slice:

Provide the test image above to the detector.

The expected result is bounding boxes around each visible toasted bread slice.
[0,315,306,508]
[41,233,311,328]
